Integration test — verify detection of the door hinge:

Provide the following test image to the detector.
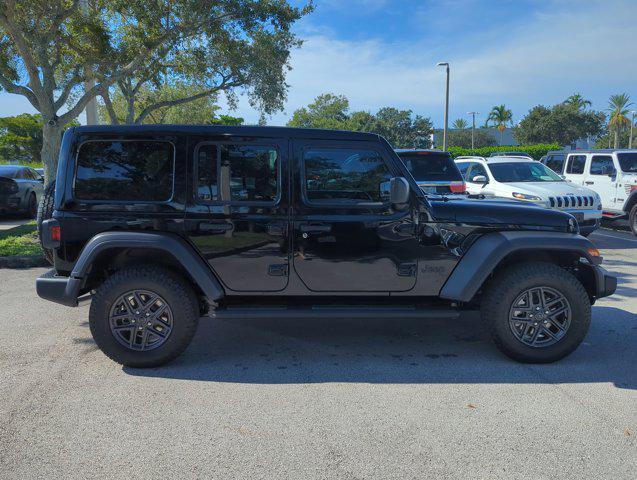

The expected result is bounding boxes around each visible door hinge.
[397,263,417,277]
[268,264,288,276]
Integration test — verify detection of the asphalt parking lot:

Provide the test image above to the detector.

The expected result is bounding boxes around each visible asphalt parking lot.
[0,228,635,479]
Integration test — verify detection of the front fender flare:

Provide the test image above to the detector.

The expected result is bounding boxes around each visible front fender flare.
[439,231,599,302]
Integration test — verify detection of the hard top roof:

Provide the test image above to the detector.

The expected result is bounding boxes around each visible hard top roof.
[70,124,382,141]
[455,155,538,163]
[547,149,637,155]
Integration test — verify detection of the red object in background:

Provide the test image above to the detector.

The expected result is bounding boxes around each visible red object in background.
[450,181,466,193]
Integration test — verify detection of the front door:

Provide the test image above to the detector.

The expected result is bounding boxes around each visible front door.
[291,140,418,292]
[587,154,618,209]
[185,136,289,292]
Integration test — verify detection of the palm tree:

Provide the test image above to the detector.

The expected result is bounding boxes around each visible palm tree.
[452,118,468,129]
[608,93,633,148]
[487,105,513,144]
[564,93,592,110]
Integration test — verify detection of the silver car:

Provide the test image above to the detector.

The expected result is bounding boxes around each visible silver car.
[0,165,44,217]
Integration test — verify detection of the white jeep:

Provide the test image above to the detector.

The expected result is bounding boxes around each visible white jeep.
[542,150,637,236]
[455,156,602,236]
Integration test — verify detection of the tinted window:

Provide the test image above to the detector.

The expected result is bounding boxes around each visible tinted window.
[466,163,488,181]
[489,162,562,182]
[398,152,462,182]
[75,141,174,201]
[303,148,391,204]
[545,154,565,173]
[590,155,615,175]
[566,155,586,174]
[618,153,637,173]
[196,144,279,203]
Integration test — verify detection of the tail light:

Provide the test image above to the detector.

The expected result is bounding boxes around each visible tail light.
[41,219,61,249]
[50,225,61,242]
[450,181,466,193]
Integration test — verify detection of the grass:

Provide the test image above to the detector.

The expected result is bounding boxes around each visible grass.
[0,221,43,257]
[0,160,44,169]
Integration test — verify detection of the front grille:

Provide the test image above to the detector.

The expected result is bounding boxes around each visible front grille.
[548,195,595,209]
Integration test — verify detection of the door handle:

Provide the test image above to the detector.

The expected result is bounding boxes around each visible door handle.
[299,223,331,233]
[199,222,233,233]
[584,181,594,185]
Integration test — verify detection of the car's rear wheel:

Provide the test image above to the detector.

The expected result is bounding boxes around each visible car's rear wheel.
[89,266,199,367]
[629,204,637,236]
[481,262,591,363]
[27,192,38,218]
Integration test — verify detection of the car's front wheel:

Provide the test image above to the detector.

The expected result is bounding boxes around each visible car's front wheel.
[89,266,200,367]
[629,204,637,236]
[481,262,591,363]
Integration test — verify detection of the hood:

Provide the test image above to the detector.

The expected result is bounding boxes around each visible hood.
[502,181,596,197]
[429,198,575,231]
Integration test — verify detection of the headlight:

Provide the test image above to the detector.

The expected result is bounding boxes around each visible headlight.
[512,192,542,201]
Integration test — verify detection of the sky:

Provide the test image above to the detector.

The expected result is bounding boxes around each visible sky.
[1,0,636,127]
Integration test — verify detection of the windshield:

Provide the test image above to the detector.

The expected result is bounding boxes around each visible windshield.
[398,153,462,182]
[489,162,563,183]
[618,153,637,173]
[0,166,19,178]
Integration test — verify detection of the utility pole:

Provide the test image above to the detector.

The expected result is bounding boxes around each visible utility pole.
[81,0,98,125]
[467,111,479,150]
[630,111,636,149]
[437,62,450,151]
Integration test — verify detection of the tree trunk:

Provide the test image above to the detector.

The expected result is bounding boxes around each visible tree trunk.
[614,127,619,149]
[41,121,63,186]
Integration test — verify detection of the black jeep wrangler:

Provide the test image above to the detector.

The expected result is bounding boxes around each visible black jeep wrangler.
[36,125,617,367]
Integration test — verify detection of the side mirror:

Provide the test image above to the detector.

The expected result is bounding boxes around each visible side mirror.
[472,175,488,184]
[389,177,410,205]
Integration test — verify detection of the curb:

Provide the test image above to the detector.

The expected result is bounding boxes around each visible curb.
[0,255,50,269]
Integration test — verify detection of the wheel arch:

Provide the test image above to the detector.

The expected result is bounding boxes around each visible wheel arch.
[624,191,637,214]
[439,231,601,303]
[73,232,225,304]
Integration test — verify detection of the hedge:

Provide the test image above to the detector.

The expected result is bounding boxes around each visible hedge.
[447,143,560,160]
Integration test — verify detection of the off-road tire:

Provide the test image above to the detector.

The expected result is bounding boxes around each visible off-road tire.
[89,265,199,367]
[481,262,591,363]
[37,182,55,265]
[629,204,637,237]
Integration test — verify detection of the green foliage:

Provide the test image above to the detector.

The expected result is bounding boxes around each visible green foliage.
[287,93,434,148]
[487,105,513,130]
[447,143,560,160]
[0,222,41,257]
[451,118,468,129]
[0,113,77,164]
[448,128,497,148]
[563,93,592,110]
[607,93,633,148]
[515,103,605,146]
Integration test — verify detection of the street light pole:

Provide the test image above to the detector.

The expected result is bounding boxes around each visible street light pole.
[467,111,479,150]
[630,111,636,149]
[437,62,450,151]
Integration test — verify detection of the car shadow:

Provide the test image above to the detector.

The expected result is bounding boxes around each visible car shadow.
[122,305,637,389]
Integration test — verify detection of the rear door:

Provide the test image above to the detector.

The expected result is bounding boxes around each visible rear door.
[291,139,417,292]
[587,154,617,209]
[564,154,587,185]
[185,136,289,292]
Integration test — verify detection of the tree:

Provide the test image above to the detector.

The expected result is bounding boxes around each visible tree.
[515,103,605,146]
[0,0,312,182]
[287,93,350,130]
[0,113,77,164]
[448,128,496,148]
[452,118,468,129]
[564,93,592,110]
[287,93,434,148]
[487,105,513,143]
[608,93,633,148]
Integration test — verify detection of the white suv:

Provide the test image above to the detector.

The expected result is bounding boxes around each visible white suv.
[541,150,637,235]
[455,156,602,235]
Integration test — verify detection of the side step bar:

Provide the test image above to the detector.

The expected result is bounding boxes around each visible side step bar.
[211,305,460,320]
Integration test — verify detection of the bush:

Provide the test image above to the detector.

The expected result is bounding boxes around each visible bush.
[447,143,560,160]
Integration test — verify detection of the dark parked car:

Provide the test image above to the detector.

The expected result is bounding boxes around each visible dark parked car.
[37,125,616,367]
[0,165,44,217]
[395,149,466,195]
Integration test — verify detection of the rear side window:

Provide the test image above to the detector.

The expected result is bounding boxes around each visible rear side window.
[398,152,461,182]
[545,154,565,173]
[75,141,174,201]
[590,155,615,175]
[196,143,279,203]
[566,155,586,174]
[303,148,391,204]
